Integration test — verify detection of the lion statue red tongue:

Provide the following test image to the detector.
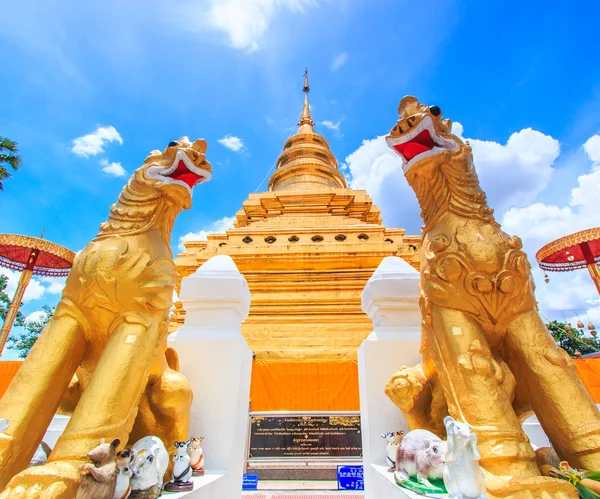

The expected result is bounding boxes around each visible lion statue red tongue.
[167,160,203,188]
[392,130,435,161]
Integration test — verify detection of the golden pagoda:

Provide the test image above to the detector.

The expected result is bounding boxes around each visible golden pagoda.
[173,71,420,412]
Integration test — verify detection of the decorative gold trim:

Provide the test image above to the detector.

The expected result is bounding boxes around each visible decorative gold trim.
[0,234,75,273]
[536,227,600,264]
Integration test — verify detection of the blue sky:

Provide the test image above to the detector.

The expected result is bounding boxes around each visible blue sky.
[1,0,600,358]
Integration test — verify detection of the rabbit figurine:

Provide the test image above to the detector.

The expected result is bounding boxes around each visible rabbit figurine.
[443,416,487,499]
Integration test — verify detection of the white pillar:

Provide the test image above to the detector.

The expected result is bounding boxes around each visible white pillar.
[358,256,422,499]
[169,255,252,499]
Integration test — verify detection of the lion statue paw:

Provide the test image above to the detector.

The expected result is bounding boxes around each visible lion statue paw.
[485,474,578,499]
[0,461,81,499]
[385,364,430,413]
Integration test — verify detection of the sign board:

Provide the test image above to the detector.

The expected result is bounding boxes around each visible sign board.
[337,465,364,490]
[248,414,362,459]
[242,474,259,491]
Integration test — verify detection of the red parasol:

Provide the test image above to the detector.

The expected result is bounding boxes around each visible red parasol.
[0,234,75,355]
[536,227,600,295]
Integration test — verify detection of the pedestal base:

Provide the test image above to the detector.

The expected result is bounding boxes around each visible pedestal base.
[164,481,194,492]
[192,468,205,477]
[371,464,429,498]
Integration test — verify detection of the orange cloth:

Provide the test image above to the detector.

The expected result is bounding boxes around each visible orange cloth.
[574,358,600,403]
[1,358,599,409]
[250,360,360,412]
[0,361,22,399]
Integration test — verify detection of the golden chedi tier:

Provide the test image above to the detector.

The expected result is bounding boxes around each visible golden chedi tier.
[174,191,420,363]
[173,73,420,368]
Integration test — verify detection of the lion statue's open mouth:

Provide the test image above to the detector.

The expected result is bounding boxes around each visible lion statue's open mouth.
[146,138,212,195]
[385,98,458,173]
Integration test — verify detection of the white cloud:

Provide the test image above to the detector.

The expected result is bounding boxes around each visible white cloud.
[99,158,127,177]
[331,52,348,71]
[1,272,66,306]
[218,135,244,152]
[502,135,600,251]
[535,271,600,326]
[25,310,45,323]
[178,216,236,250]
[343,125,600,325]
[570,136,600,206]
[320,120,342,133]
[2,269,46,302]
[584,135,600,163]
[71,126,123,157]
[453,123,560,213]
[342,135,420,228]
[206,0,317,51]
[40,276,66,295]
[343,123,560,230]
[501,134,600,324]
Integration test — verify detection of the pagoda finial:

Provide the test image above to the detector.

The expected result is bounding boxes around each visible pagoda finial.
[303,68,310,93]
[298,68,314,128]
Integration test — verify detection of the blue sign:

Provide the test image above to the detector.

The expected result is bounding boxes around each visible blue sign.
[337,465,364,490]
[242,474,259,491]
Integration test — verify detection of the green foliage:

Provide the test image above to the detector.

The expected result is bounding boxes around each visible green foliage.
[547,320,600,357]
[0,136,22,190]
[0,274,24,326]
[0,273,53,358]
[7,305,54,359]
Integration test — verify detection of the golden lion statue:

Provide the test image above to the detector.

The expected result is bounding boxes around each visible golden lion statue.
[0,138,212,497]
[384,97,600,498]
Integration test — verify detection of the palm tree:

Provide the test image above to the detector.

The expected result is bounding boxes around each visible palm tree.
[0,136,22,190]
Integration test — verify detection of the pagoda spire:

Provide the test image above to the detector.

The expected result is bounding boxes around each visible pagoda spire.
[268,70,347,192]
[298,69,315,129]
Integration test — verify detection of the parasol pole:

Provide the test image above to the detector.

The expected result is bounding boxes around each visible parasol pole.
[581,241,600,295]
[0,247,39,355]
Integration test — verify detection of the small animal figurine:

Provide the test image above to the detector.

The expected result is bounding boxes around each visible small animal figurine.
[131,436,169,490]
[443,416,487,499]
[130,450,161,499]
[29,441,52,467]
[164,441,193,492]
[0,418,8,432]
[76,438,120,499]
[535,446,560,470]
[188,437,205,476]
[393,429,446,488]
[382,431,404,472]
[114,449,133,499]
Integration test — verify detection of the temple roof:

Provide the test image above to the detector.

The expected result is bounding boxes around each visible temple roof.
[268,70,347,192]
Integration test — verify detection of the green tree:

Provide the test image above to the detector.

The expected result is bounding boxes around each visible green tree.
[7,305,54,358]
[546,320,600,357]
[0,136,22,190]
[0,274,24,326]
